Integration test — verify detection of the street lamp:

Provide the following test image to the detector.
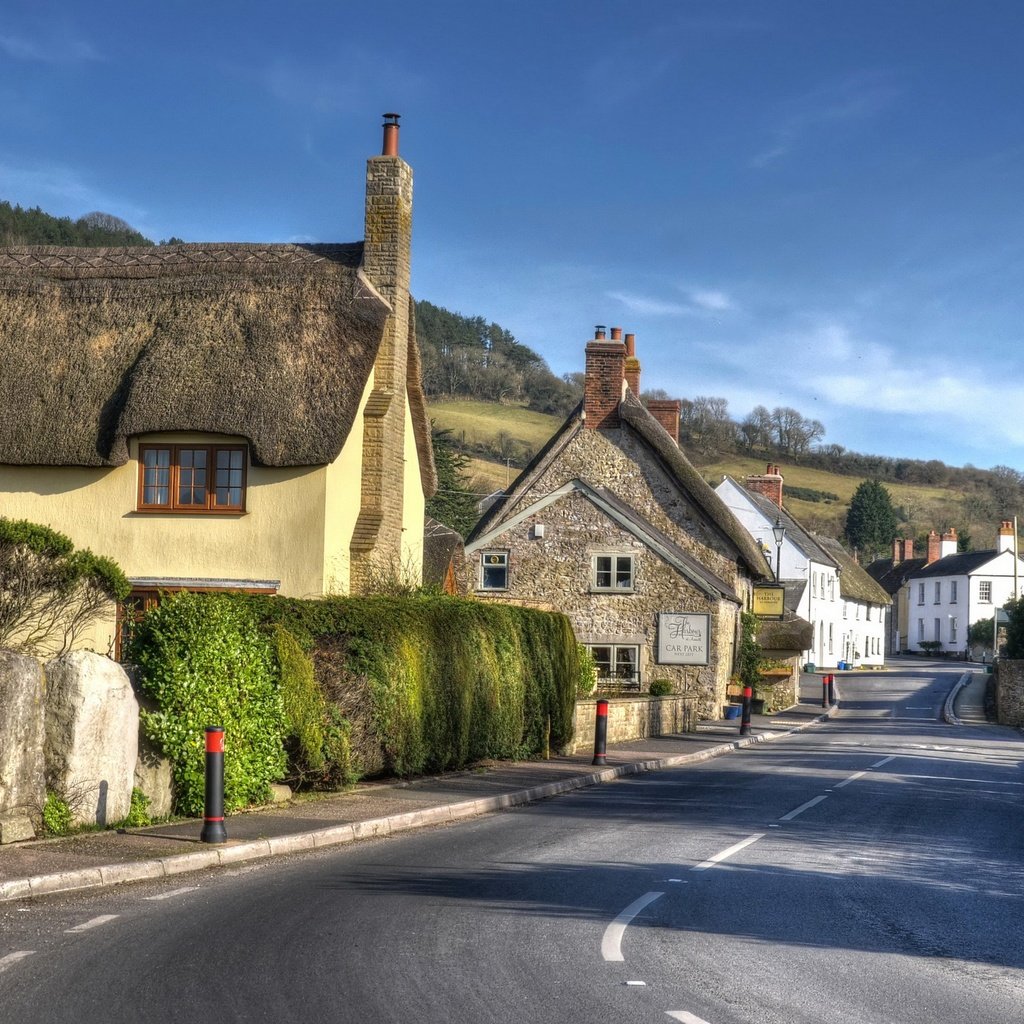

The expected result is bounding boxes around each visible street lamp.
[772,517,786,582]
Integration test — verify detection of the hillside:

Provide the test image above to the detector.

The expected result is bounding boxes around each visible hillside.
[428,398,1014,553]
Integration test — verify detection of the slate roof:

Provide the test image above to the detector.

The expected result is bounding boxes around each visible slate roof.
[815,535,891,605]
[865,556,928,596]
[904,550,1005,579]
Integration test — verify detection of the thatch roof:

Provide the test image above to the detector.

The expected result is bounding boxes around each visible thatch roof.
[757,616,813,654]
[0,243,398,468]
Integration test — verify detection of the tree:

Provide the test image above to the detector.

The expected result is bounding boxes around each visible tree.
[425,427,479,538]
[0,518,130,655]
[844,481,900,561]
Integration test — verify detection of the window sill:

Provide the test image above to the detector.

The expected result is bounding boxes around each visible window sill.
[589,587,635,595]
[130,508,247,517]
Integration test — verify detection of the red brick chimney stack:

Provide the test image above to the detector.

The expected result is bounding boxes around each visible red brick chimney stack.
[903,537,915,561]
[647,399,681,443]
[892,537,903,565]
[583,325,625,430]
[623,332,641,395]
[745,463,784,508]
[926,529,941,564]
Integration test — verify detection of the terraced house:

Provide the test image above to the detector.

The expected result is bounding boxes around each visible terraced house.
[464,328,771,719]
[0,115,435,655]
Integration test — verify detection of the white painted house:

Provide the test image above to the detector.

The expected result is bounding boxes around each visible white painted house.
[898,522,1024,655]
[716,466,846,669]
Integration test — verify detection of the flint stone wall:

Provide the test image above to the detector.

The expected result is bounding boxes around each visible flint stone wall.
[995,660,1024,727]
[568,696,699,754]
[45,651,139,826]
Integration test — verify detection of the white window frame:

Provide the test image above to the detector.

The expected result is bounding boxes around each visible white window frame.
[979,580,992,603]
[479,551,509,591]
[918,583,925,605]
[950,580,958,604]
[588,644,640,686]
[592,553,635,593]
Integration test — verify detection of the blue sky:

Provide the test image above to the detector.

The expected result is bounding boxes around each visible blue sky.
[3,1,1022,469]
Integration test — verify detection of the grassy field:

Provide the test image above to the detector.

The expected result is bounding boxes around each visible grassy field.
[427,398,980,547]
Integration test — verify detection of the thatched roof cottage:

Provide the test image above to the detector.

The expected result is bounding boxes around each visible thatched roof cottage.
[0,114,436,655]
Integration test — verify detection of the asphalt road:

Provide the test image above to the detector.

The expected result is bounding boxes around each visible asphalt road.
[2,663,1022,1024]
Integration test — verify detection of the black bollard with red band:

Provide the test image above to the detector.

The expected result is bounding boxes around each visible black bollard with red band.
[822,674,829,708]
[592,699,609,766]
[740,684,753,735]
[200,726,227,844]
[827,673,836,706]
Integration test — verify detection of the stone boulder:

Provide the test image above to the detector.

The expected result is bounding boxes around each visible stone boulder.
[0,650,45,828]
[45,651,139,826]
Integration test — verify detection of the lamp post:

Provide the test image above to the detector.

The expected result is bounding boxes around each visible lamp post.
[772,517,786,583]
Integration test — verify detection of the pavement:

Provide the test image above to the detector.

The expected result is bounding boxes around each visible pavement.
[0,670,991,902]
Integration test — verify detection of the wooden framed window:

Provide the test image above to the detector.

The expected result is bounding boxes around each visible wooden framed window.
[589,644,640,689]
[138,444,247,513]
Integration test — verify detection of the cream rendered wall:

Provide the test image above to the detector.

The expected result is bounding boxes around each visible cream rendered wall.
[323,371,375,594]
[401,396,426,584]
[1,432,331,650]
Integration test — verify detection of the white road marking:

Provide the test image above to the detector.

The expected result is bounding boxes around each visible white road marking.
[871,756,896,768]
[666,878,686,883]
[779,795,828,821]
[667,1011,712,1023]
[65,914,119,933]
[693,833,765,871]
[835,770,866,789]
[626,980,647,986]
[0,951,35,973]
[601,891,664,961]
[144,886,200,900]
[895,774,1024,786]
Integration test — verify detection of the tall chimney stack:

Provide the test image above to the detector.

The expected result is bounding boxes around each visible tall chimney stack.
[352,113,414,590]
[998,519,1016,553]
[926,529,941,564]
[623,332,641,395]
[583,326,625,430]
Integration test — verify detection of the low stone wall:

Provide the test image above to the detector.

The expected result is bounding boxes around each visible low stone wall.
[995,660,1024,727]
[567,695,698,755]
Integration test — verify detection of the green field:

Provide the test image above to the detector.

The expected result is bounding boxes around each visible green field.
[428,399,982,547]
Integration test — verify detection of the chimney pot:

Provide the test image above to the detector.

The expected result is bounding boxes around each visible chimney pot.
[610,327,623,341]
[382,112,401,156]
[594,325,607,340]
[624,333,636,357]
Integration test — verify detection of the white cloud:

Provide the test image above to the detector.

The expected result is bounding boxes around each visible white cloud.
[0,160,146,225]
[0,31,99,63]
[687,288,732,312]
[607,290,691,316]
[752,70,899,167]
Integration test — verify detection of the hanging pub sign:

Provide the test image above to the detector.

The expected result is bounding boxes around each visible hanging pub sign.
[752,584,785,620]
[656,613,710,665]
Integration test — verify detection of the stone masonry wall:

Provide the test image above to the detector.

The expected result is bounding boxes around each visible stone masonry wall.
[568,695,698,754]
[995,660,1024,726]
[352,153,414,590]
[468,426,746,717]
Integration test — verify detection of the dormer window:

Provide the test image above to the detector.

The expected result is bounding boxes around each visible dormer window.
[138,444,247,513]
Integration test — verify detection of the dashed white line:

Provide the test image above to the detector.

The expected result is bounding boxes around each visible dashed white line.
[835,770,866,789]
[144,886,200,900]
[65,914,119,933]
[871,755,896,768]
[693,833,765,871]
[601,891,664,961]
[779,795,828,821]
[666,1011,712,1023]
[0,951,35,973]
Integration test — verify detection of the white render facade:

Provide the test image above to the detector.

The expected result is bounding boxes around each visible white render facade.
[903,549,1024,655]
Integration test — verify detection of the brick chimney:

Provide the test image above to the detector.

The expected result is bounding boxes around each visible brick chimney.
[745,463,784,508]
[892,537,903,565]
[903,537,915,561]
[352,113,414,590]
[647,399,681,443]
[926,529,941,564]
[940,527,958,558]
[623,332,641,395]
[583,326,625,429]
[998,519,1016,553]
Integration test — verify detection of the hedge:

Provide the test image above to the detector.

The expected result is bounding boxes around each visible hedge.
[129,592,580,810]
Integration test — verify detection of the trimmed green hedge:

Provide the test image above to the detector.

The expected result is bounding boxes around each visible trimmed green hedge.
[129,592,580,811]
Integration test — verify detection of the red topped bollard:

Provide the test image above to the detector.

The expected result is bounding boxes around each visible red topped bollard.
[200,726,227,844]
[592,699,610,766]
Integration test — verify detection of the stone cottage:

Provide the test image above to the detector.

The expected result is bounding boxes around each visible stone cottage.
[464,328,770,718]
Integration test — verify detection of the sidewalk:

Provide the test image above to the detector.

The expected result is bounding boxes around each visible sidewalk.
[1,680,838,902]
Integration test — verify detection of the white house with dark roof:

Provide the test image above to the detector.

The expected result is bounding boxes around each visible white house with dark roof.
[716,466,848,669]
[895,522,1024,656]
[464,328,771,719]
